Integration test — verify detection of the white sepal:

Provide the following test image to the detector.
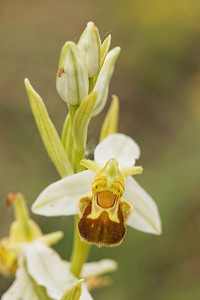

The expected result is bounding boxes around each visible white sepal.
[2,255,39,300]
[32,170,93,216]
[124,177,162,235]
[23,241,76,300]
[94,133,140,168]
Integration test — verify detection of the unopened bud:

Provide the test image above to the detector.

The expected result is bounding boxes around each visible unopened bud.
[93,47,121,116]
[56,42,88,105]
[78,22,101,78]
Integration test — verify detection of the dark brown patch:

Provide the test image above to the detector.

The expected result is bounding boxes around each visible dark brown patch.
[78,201,126,247]
[57,67,65,77]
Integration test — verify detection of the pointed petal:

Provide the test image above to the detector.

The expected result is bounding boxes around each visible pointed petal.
[2,256,39,300]
[23,242,76,299]
[32,171,93,216]
[80,259,118,278]
[124,177,162,235]
[94,133,140,167]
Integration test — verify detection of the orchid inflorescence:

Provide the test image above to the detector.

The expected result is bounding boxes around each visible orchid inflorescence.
[1,22,162,300]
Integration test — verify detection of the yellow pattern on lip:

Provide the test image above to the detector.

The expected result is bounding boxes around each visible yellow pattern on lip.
[78,194,132,247]
[77,159,136,247]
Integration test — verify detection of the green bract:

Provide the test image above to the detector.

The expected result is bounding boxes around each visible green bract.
[25,79,73,178]
[100,95,119,141]
[61,280,86,300]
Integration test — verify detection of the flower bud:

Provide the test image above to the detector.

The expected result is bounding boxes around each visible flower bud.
[56,42,88,105]
[92,47,121,116]
[78,22,101,78]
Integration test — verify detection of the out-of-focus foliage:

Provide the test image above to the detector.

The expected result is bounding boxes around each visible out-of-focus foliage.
[0,0,200,299]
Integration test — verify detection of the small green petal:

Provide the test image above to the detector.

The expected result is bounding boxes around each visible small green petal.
[80,159,101,173]
[38,231,64,246]
[24,78,73,178]
[121,166,143,178]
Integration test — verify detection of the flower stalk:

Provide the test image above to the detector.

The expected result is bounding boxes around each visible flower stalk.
[70,216,91,278]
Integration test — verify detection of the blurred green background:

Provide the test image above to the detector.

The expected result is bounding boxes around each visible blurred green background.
[1,0,200,299]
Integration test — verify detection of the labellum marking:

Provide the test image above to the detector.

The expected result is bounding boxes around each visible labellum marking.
[78,197,127,247]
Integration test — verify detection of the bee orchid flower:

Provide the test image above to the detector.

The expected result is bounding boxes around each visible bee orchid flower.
[2,241,117,300]
[0,192,63,278]
[32,133,162,247]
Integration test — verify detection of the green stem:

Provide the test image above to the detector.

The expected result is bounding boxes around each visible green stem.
[61,105,91,277]
[70,215,91,278]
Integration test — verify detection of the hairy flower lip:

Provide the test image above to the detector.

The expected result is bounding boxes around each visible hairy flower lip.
[78,198,127,248]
